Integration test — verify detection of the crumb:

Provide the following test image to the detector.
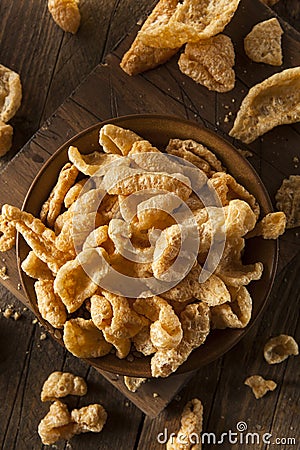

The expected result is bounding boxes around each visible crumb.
[54,330,62,339]
[237,148,253,158]
[125,401,130,407]
[13,311,22,321]
[231,98,235,103]
[32,318,38,324]
[23,307,27,311]
[293,156,299,163]
[0,266,9,280]
[17,283,22,290]
[3,307,13,319]
[152,392,159,398]
[40,332,47,341]
[224,114,230,123]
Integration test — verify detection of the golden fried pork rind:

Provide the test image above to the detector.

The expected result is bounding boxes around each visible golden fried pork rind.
[132,325,157,356]
[124,376,147,392]
[165,138,225,175]
[275,175,300,229]
[120,0,179,75]
[178,34,235,92]
[54,248,109,313]
[40,162,78,227]
[41,371,87,401]
[63,318,112,358]
[167,398,203,450]
[48,0,81,34]
[247,211,286,239]
[244,375,277,399]
[99,124,142,156]
[211,286,252,329]
[264,334,299,364]
[151,302,210,377]
[0,121,13,157]
[244,18,283,66]
[68,146,120,176]
[229,67,300,143]
[0,64,22,123]
[64,179,86,208]
[38,401,77,445]
[70,404,107,433]
[21,251,53,280]
[139,0,241,49]
[35,279,67,329]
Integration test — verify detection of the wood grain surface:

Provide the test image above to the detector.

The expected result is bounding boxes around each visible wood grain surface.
[0,0,299,449]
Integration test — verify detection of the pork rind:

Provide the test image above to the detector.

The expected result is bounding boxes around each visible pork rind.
[41,371,87,401]
[211,286,252,329]
[167,398,203,450]
[264,334,299,364]
[1,205,70,273]
[38,401,77,445]
[136,193,182,230]
[54,248,109,313]
[120,0,179,76]
[178,34,235,92]
[247,211,286,239]
[0,64,22,123]
[40,162,78,227]
[68,145,120,176]
[35,279,67,329]
[124,376,147,393]
[165,138,225,175]
[63,318,112,358]
[21,251,53,280]
[48,0,81,34]
[244,18,283,66]
[132,325,157,356]
[0,121,13,157]
[0,213,16,252]
[244,375,277,399]
[151,302,210,377]
[229,67,300,143]
[71,404,107,433]
[139,0,241,49]
[99,124,142,156]
[275,175,300,229]
[64,179,86,208]
[134,296,183,350]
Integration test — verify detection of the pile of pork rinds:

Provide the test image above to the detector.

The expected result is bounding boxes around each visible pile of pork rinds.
[0,124,287,378]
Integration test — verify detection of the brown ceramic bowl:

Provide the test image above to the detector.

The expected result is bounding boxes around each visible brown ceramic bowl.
[17,114,278,377]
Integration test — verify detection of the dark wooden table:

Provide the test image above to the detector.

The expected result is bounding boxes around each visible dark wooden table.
[0,1,299,449]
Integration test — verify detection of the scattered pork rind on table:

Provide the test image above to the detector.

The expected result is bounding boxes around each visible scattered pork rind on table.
[264,334,299,364]
[48,0,81,34]
[178,34,235,92]
[0,123,283,377]
[229,67,300,143]
[41,371,87,402]
[244,375,277,399]
[244,18,283,66]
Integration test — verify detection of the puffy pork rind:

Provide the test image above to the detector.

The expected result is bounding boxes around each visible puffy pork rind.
[38,401,77,445]
[139,0,241,49]
[63,318,112,358]
[244,18,283,66]
[167,398,203,450]
[40,162,78,227]
[132,325,157,356]
[229,67,300,143]
[48,0,81,34]
[71,404,107,434]
[151,302,210,377]
[21,251,53,280]
[64,179,86,208]
[54,247,110,313]
[0,213,16,252]
[68,146,120,176]
[211,286,252,329]
[120,0,179,75]
[83,225,109,250]
[275,175,300,229]
[264,334,299,364]
[136,193,182,230]
[1,205,70,273]
[165,138,225,175]
[99,124,143,156]
[41,371,87,401]
[178,34,235,93]
[244,375,277,399]
[124,376,147,393]
[224,199,257,237]
[0,64,22,123]
[247,211,286,239]
[35,279,67,329]
[152,224,183,281]
[0,121,13,157]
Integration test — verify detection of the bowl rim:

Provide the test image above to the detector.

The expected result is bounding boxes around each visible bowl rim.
[17,113,279,377]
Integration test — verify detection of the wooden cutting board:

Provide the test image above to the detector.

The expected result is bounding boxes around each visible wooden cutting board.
[0,0,299,417]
